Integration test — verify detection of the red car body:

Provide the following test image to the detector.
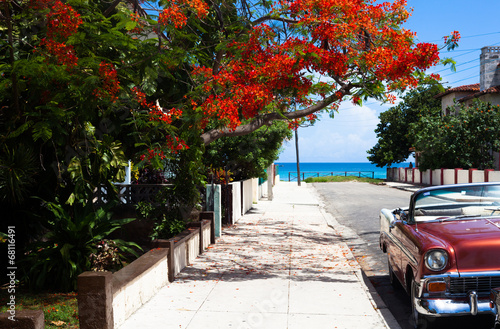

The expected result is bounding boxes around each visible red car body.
[380,183,500,328]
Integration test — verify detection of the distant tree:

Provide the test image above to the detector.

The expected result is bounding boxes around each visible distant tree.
[411,100,500,170]
[203,121,292,181]
[367,82,444,167]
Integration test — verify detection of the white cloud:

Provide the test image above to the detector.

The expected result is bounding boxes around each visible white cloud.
[278,101,384,162]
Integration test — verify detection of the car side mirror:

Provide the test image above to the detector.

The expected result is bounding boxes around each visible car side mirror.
[381,208,397,230]
[393,208,407,224]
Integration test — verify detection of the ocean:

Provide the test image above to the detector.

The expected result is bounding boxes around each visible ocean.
[275,162,410,181]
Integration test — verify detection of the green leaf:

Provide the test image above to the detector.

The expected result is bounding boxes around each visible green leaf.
[125,21,137,31]
[440,58,457,72]
[60,243,75,262]
[32,122,53,142]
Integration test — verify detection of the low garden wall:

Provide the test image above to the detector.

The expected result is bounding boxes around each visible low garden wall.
[77,212,214,329]
[388,167,500,186]
[0,310,45,329]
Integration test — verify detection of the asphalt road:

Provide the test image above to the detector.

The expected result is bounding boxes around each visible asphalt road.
[312,182,496,329]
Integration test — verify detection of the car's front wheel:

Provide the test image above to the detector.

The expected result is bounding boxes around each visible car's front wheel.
[411,280,434,329]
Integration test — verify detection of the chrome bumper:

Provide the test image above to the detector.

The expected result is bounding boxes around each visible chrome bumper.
[415,292,496,317]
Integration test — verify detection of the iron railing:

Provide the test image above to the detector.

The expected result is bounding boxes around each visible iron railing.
[287,171,374,182]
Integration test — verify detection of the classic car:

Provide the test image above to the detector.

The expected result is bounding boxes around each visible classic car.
[380,182,500,328]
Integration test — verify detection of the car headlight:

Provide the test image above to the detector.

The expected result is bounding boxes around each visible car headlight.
[425,249,448,271]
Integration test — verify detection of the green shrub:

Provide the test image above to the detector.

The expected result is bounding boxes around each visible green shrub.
[135,200,186,240]
[22,202,140,291]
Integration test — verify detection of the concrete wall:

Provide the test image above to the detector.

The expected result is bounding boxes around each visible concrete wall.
[442,169,455,185]
[207,178,263,230]
[421,170,431,185]
[457,170,469,184]
[431,169,441,186]
[172,241,187,277]
[186,230,200,265]
[413,169,421,184]
[0,310,44,329]
[252,178,259,203]
[387,166,500,186]
[242,179,254,215]
[78,214,214,329]
[112,249,170,328]
[489,171,500,182]
[472,170,484,183]
[259,179,268,199]
[406,169,413,183]
[398,168,405,182]
[230,181,242,223]
[202,223,211,250]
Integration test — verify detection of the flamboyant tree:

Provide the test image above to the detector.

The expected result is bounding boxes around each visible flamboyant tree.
[191,0,459,144]
[1,0,460,290]
[0,0,458,207]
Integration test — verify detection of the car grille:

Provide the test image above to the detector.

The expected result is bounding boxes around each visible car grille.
[449,276,500,295]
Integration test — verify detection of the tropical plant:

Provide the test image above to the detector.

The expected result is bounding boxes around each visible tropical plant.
[22,202,140,291]
[0,144,38,205]
[89,239,128,272]
[135,199,187,240]
[411,100,500,170]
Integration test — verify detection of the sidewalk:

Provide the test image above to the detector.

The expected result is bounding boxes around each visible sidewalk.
[118,182,400,329]
[385,181,424,193]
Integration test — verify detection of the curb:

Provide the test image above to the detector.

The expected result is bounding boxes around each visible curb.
[317,202,402,329]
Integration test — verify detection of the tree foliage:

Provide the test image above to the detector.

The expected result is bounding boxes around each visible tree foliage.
[0,0,454,207]
[411,100,500,171]
[0,0,454,289]
[367,82,443,167]
[204,121,292,181]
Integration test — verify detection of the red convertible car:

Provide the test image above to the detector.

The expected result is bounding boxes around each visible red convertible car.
[380,183,500,328]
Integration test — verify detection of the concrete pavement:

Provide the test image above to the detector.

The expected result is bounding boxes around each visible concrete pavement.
[118,182,401,329]
[385,181,424,193]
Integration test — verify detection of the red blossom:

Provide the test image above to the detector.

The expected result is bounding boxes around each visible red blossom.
[158,0,208,29]
[37,0,82,67]
[93,62,120,102]
[132,87,183,124]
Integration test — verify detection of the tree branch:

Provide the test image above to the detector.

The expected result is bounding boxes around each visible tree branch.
[200,91,345,145]
[252,15,299,26]
[104,0,122,17]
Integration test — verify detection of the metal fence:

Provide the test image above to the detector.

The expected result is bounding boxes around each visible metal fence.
[287,171,374,181]
[94,184,173,206]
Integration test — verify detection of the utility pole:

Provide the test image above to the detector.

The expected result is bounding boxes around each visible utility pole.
[295,128,301,186]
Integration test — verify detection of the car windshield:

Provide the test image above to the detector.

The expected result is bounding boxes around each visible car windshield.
[413,184,500,222]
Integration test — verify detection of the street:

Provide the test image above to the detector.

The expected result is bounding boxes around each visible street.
[312,182,496,329]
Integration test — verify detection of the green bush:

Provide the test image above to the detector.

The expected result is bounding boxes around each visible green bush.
[22,202,140,292]
[135,200,186,240]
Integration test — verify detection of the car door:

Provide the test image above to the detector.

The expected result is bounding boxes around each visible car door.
[386,217,405,281]
[393,221,419,282]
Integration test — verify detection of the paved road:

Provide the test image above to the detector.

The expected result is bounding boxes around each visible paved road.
[312,182,496,329]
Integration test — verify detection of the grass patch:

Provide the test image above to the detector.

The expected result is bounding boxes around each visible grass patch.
[0,287,79,328]
[303,175,385,184]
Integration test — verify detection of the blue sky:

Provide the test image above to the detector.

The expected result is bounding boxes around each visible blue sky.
[278,0,500,163]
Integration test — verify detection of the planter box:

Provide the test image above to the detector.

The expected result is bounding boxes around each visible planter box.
[77,212,215,329]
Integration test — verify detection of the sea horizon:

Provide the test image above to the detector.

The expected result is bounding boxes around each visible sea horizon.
[275,161,411,181]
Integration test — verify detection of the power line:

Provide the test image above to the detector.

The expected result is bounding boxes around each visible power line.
[418,32,500,45]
